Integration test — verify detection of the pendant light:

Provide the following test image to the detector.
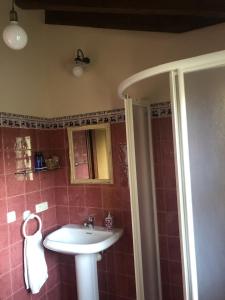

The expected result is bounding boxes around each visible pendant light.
[2,0,28,50]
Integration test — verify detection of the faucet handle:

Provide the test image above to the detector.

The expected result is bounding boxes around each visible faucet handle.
[88,215,95,223]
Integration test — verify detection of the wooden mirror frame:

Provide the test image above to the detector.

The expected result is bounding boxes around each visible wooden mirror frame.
[67,123,113,184]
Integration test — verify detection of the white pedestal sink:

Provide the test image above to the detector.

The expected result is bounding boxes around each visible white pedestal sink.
[43,224,123,300]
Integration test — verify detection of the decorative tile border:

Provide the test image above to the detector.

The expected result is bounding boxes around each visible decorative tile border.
[151,102,171,118]
[0,109,125,129]
[0,102,170,129]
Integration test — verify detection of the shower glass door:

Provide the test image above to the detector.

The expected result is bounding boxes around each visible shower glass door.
[124,99,161,300]
[181,65,225,300]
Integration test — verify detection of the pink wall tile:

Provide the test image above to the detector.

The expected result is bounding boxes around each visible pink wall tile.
[0,198,7,224]
[0,124,135,300]
[0,248,10,276]
[152,116,183,299]
[0,272,13,299]
[55,187,68,206]
[10,241,23,269]
[0,224,9,250]
[8,195,26,218]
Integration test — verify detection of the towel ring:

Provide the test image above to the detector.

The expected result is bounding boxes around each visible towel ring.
[22,213,42,238]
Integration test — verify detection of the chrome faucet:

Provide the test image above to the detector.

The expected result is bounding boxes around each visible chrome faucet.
[83,216,95,229]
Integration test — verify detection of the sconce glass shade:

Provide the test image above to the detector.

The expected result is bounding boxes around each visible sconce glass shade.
[3,21,28,50]
[72,65,84,77]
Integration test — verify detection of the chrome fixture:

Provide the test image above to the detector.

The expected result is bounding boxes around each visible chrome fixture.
[83,216,95,229]
[72,49,90,77]
[2,0,28,50]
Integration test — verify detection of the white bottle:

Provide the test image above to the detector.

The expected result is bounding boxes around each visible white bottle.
[105,212,113,231]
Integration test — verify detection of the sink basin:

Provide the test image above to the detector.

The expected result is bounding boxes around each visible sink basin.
[43,224,123,255]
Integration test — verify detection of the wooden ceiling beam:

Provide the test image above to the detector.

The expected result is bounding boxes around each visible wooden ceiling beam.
[45,10,225,33]
[15,0,225,33]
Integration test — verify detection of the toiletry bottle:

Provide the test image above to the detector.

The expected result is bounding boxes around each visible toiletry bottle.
[105,212,113,231]
[34,152,41,170]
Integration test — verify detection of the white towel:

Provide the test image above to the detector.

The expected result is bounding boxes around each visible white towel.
[24,231,48,294]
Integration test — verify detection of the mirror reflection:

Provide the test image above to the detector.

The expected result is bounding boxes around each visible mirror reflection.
[67,124,113,184]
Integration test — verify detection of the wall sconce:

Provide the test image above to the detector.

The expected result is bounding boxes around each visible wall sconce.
[2,0,28,50]
[72,49,90,77]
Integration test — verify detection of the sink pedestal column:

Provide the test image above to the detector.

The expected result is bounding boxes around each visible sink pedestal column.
[75,254,99,300]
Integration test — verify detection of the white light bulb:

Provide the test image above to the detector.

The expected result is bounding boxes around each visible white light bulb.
[3,21,28,50]
[72,65,84,77]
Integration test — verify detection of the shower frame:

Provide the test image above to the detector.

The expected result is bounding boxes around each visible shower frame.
[118,50,225,300]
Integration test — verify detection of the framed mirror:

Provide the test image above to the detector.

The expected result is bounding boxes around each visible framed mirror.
[67,123,113,184]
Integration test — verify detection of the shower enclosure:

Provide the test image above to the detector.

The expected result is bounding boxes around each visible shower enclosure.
[119,50,225,300]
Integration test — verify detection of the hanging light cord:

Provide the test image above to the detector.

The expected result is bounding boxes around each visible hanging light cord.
[10,0,18,22]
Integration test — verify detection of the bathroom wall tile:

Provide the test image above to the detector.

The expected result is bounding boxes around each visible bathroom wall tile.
[152,118,161,141]
[159,236,168,259]
[85,186,102,208]
[55,187,68,206]
[42,207,57,230]
[37,130,52,150]
[68,186,85,207]
[49,130,65,150]
[160,118,173,141]
[109,253,135,276]
[9,219,23,245]
[4,151,17,175]
[102,187,125,210]
[0,123,134,300]
[168,261,183,285]
[161,140,174,164]
[152,117,183,299]
[0,272,13,299]
[115,274,136,298]
[0,175,6,199]
[165,189,178,212]
[45,250,59,270]
[0,248,10,276]
[113,230,133,254]
[163,164,176,189]
[0,198,7,224]
[160,260,170,284]
[2,128,21,151]
[170,284,184,300]
[157,212,167,235]
[56,206,69,226]
[168,237,181,262]
[13,288,31,300]
[41,188,55,208]
[166,212,179,236]
[7,195,26,219]
[54,168,68,187]
[98,270,108,292]
[25,173,41,193]
[61,283,77,300]
[46,265,61,291]
[60,263,75,285]
[46,284,62,300]
[69,206,87,224]
[0,151,5,174]
[11,265,24,293]
[40,172,55,190]
[156,189,166,211]
[10,241,23,269]
[26,191,41,212]
[0,224,9,250]
[6,174,25,197]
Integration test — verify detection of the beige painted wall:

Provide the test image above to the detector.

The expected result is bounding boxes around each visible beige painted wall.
[1,0,225,117]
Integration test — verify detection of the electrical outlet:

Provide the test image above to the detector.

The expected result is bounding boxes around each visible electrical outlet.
[7,211,16,223]
[35,202,48,213]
